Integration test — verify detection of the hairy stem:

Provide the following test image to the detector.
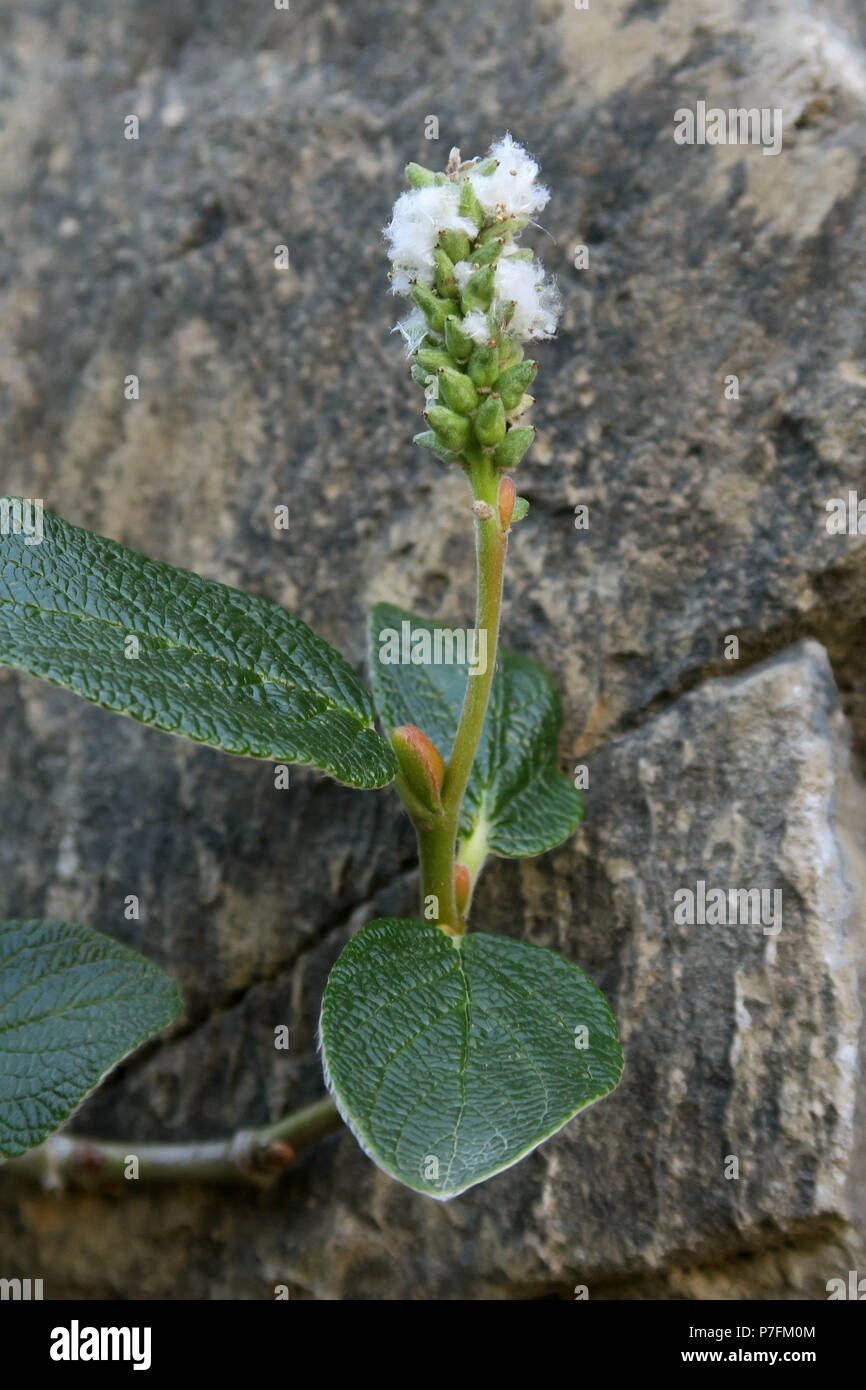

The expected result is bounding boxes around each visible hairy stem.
[416,456,507,931]
[0,1096,342,1190]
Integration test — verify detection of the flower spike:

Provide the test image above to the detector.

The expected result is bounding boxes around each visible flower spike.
[385,136,561,474]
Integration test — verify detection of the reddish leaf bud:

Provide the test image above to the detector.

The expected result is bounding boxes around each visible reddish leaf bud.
[391,725,445,816]
[498,476,516,530]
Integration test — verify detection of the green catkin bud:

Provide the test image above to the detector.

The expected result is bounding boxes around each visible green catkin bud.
[458,179,484,230]
[415,346,459,374]
[406,162,437,188]
[492,360,538,409]
[478,216,526,245]
[497,339,523,371]
[467,342,500,387]
[493,424,535,469]
[474,156,499,176]
[438,227,471,263]
[433,248,459,300]
[426,404,472,453]
[444,314,475,362]
[437,367,479,415]
[469,236,506,268]
[473,393,507,447]
[494,300,516,334]
[411,283,451,334]
[461,264,495,314]
[506,394,534,422]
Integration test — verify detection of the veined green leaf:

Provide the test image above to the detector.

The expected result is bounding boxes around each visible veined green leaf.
[320,917,622,1199]
[368,603,581,862]
[0,500,395,788]
[0,919,181,1158]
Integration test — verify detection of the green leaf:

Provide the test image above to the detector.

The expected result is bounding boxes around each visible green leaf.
[320,917,622,1199]
[0,919,182,1158]
[0,499,396,788]
[368,603,582,863]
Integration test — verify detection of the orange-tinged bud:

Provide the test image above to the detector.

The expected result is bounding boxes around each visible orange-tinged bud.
[454,863,471,915]
[498,475,516,529]
[391,724,445,816]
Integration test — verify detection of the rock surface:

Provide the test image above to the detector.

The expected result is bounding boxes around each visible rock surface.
[1,0,865,1298]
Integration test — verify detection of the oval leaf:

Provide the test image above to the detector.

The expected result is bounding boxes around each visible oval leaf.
[368,602,581,857]
[0,919,182,1158]
[320,917,622,1199]
[0,499,396,789]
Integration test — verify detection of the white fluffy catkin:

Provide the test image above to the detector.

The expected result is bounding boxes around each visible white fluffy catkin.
[384,185,476,295]
[384,135,560,348]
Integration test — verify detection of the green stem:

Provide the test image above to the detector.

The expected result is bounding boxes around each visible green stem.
[416,456,507,932]
[0,1096,342,1190]
[416,813,459,928]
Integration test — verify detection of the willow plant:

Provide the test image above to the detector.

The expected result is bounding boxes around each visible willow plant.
[0,137,622,1200]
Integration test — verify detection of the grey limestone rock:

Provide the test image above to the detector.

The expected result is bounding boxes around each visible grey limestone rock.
[1,0,865,1298]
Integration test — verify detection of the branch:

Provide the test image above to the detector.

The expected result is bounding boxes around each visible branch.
[0,1096,342,1191]
[416,455,508,931]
